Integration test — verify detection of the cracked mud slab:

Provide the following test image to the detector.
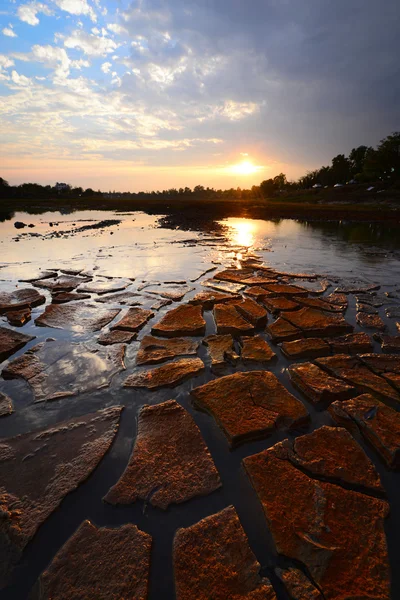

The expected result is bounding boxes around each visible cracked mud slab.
[0,406,122,588]
[203,334,239,373]
[189,290,239,309]
[124,357,204,389]
[97,329,137,345]
[0,326,35,362]
[240,335,276,364]
[243,441,390,600]
[31,520,151,600]
[0,289,45,313]
[136,335,199,365]
[213,304,254,336]
[2,341,125,401]
[191,371,308,448]
[0,392,13,417]
[105,400,221,508]
[288,362,356,405]
[173,506,277,600]
[111,307,153,332]
[276,567,323,599]
[35,303,120,332]
[151,304,206,337]
[282,307,353,338]
[329,394,400,468]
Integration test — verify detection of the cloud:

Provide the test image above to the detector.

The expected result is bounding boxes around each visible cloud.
[62,29,119,56]
[0,54,14,70]
[17,2,53,26]
[53,0,97,22]
[107,23,127,36]
[2,25,17,37]
[101,61,111,73]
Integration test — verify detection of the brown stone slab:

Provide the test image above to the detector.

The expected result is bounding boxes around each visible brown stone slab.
[191,371,308,448]
[242,275,279,286]
[299,297,344,312]
[97,330,137,345]
[136,335,199,365]
[19,270,57,283]
[359,353,400,376]
[151,298,172,310]
[356,312,385,330]
[281,338,331,359]
[174,506,277,600]
[105,400,221,508]
[0,326,35,362]
[31,520,151,600]
[32,275,89,292]
[233,297,268,328]
[275,567,323,600]
[240,335,276,364]
[189,290,239,310]
[213,304,254,336]
[267,317,302,343]
[315,355,400,404]
[357,302,378,314]
[111,307,153,332]
[288,362,356,405]
[287,425,383,492]
[51,291,91,304]
[2,341,125,402]
[124,357,204,390]
[202,279,245,294]
[282,307,353,338]
[0,406,122,588]
[95,291,142,305]
[329,394,400,469]
[243,443,390,600]
[35,303,120,332]
[244,286,274,300]
[4,307,31,327]
[263,283,309,297]
[147,286,192,301]
[203,334,239,373]
[0,288,45,313]
[263,296,300,313]
[152,304,206,337]
[0,391,13,417]
[329,332,372,354]
[374,334,400,353]
[213,268,254,283]
[324,292,348,310]
[77,279,129,295]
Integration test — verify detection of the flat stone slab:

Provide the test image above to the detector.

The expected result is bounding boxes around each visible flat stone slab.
[213,304,254,336]
[124,357,204,390]
[35,303,120,332]
[267,317,301,342]
[151,298,172,310]
[136,335,199,365]
[32,275,90,292]
[203,334,239,373]
[329,394,400,469]
[282,338,331,359]
[213,268,254,283]
[374,334,400,353]
[242,275,279,286]
[4,307,31,327]
[95,291,142,305]
[356,312,386,330]
[19,270,57,283]
[147,286,192,301]
[276,568,323,600]
[202,279,245,294]
[232,297,268,328]
[174,506,277,600]
[0,406,122,588]
[189,290,239,309]
[330,332,372,354]
[191,371,308,448]
[357,302,378,314]
[0,391,13,417]
[31,520,151,600]
[51,292,91,304]
[263,296,300,313]
[152,304,206,337]
[111,307,153,332]
[324,292,348,310]
[315,355,400,404]
[244,286,273,300]
[282,307,353,338]
[243,442,390,600]
[0,326,35,362]
[97,330,137,345]
[386,306,400,318]
[299,296,344,312]
[77,279,129,295]
[0,288,45,313]
[288,362,356,405]
[240,335,276,364]
[263,283,309,297]
[3,341,125,402]
[105,400,221,508]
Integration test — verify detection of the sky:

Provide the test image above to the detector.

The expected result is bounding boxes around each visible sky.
[0,0,399,192]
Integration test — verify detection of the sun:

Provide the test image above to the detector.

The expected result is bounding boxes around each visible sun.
[229,160,262,176]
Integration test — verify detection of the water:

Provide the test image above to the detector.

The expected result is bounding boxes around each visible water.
[0,209,399,599]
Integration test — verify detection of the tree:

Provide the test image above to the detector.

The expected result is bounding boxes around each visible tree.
[349,145,370,177]
[260,179,275,198]
[330,154,351,184]
[0,177,9,187]
[273,173,287,189]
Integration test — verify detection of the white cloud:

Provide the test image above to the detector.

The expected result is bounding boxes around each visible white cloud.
[53,0,97,22]
[101,61,112,73]
[17,2,53,26]
[0,54,14,70]
[63,30,119,56]
[2,25,17,38]
[107,23,127,36]
[11,70,32,86]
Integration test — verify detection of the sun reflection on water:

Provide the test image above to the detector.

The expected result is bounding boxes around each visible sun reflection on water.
[229,220,256,248]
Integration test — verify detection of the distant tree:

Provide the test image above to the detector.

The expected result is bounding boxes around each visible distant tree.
[349,146,370,177]
[0,177,9,187]
[260,178,275,197]
[330,154,351,184]
[273,173,287,189]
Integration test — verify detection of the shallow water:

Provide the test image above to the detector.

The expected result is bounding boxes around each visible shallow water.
[0,209,399,599]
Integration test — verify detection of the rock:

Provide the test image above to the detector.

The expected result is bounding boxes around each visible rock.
[356,302,378,314]
[263,283,309,297]
[213,304,254,336]
[232,297,268,328]
[275,567,323,600]
[358,353,400,392]
[189,290,239,309]
[111,307,153,333]
[299,297,344,312]
[267,317,302,342]
[0,326,35,362]
[35,303,120,332]
[124,357,204,390]
[191,371,308,448]
[374,334,400,353]
[95,291,142,305]
[4,307,31,327]
[19,270,57,283]
[315,355,400,404]
[203,334,239,372]
[288,362,356,405]
[151,298,172,310]
[105,400,220,508]
[335,282,380,294]
[356,312,385,330]
[152,304,206,338]
[281,338,331,360]
[202,279,245,294]
[3,341,125,401]
[324,292,348,310]
[97,330,137,345]
[386,306,400,318]
[51,292,91,304]
[243,442,390,600]
[355,293,383,307]
[240,335,276,364]
[173,506,277,600]
[32,275,90,292]
[242,275,279,286]
[147,286,192,301]
[136,335,199,365]
[0,392,13,417]
[329,332,372,354]
[0,289,45,313]
[213,268,254,283]
[285,425,383,492]
[31,520,151,600]
[329,394,400,469]
[14,221,27,229]
[282,307,353,338]
[77,279,129,295]
[263,297,300,313]
[0,406,122,588]
[244,286,273,300]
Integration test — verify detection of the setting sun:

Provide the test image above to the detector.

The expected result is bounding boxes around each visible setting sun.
[229,160,263,176]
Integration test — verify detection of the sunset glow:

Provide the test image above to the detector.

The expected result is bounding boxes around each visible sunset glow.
[228,161,264,176]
